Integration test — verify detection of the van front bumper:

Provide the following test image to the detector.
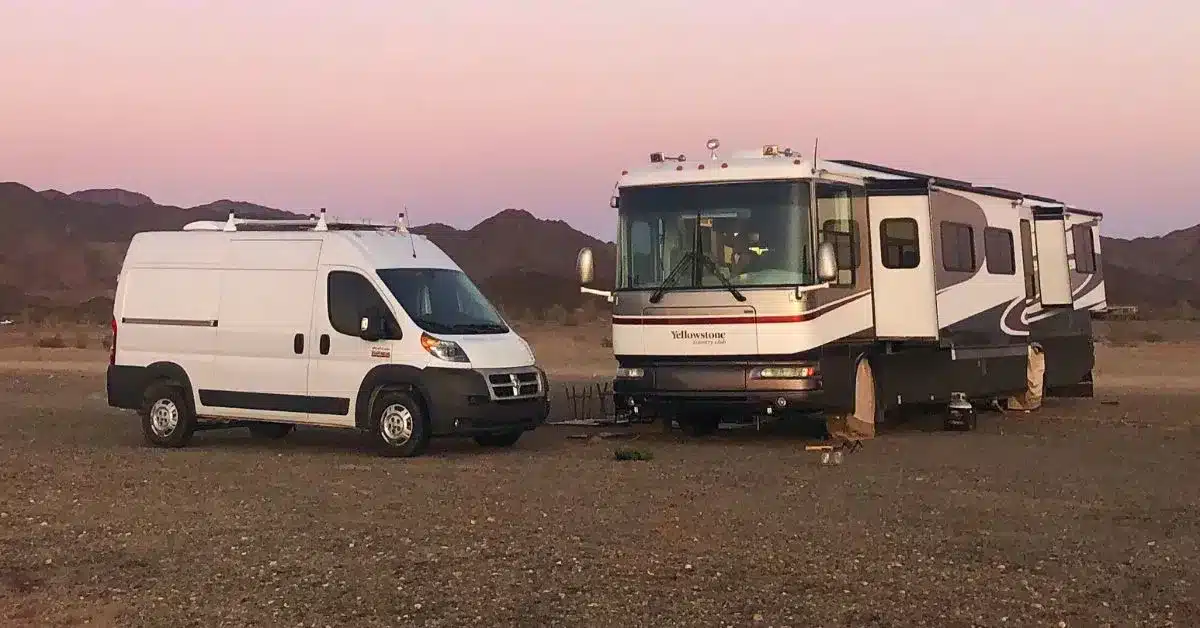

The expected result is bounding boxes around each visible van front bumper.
[420,366,550,437]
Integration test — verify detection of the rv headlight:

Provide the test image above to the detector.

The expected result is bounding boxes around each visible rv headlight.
[615,367,644,379]
[755,366,817,379]
[420,332,469,363]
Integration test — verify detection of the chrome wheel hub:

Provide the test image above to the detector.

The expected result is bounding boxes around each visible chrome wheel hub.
[380,404,414,445]
[149,398,179,437]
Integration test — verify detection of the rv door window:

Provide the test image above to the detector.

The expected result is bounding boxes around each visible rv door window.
[327,271,402,339]
[880,218,920,269]
[984,227,1016,275]
[940,221,976,273]
[1019,219,1037,299]
[1072,225,1097,273]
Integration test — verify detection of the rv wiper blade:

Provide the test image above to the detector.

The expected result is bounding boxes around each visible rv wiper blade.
[696,253,747,302]
[449,322,507,333]
[648,250,695,304]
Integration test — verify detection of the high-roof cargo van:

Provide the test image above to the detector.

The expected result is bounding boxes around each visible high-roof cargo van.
[106,211,548,457]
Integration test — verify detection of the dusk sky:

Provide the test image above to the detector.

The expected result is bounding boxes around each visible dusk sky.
[2,0,1196,240]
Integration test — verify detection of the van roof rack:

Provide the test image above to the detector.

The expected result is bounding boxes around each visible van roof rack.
[182,208,412,233]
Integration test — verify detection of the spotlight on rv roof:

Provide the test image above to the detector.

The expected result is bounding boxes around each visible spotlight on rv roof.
[763,144,780,156]
[706,138,720,151]
[649,152,664,163]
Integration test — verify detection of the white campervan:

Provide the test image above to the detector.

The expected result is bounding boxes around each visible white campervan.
[106,210,548,457]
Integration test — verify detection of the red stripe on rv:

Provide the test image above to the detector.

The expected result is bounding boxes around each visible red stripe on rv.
[612,313,816,326]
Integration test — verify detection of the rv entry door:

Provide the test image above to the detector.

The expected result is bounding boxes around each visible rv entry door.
[866,188,939,340]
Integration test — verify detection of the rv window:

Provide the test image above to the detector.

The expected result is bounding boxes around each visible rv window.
[940,221,976,273]
[327,271,401,339]
[1072,225,1096,273]
[984,227,1016,275]
[880,218,919,269]
[1019,219,1037,299]
[820,219,858,286]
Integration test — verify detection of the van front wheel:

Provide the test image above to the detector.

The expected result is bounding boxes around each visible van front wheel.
[140,380,197,448]
[370,391,430,458]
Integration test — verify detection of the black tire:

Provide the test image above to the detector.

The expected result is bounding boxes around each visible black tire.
[474,430,523,448]
[247,422,293,440]
[369,390,430,458]
[140,380,197,448]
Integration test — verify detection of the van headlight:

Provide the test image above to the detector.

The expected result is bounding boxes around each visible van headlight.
[420,332,469,363]
[615,367,644,379]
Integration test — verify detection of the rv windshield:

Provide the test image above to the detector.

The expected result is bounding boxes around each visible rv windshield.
[616,180,814,290]
[377,268,509,335]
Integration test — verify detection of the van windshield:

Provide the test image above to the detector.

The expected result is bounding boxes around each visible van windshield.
[376,268,509,335]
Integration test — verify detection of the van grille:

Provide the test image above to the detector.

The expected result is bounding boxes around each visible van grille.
[484,369,543,401]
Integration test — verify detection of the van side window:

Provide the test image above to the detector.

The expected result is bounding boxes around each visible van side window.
[940,221,976,273]
[1072,225,1096,273]
[327,271,401,338]
[983,227,1016,275]
[880,218,919,269]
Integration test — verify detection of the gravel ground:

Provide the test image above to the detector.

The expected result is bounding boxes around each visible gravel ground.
[1,367,1198,627]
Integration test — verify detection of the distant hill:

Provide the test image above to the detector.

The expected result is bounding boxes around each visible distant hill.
[0,182,615,320]
[0,179,1192,321]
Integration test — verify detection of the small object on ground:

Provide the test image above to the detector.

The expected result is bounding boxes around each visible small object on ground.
[1100,400,1120,406]
[613,447,653,461]
[805,437,862,465]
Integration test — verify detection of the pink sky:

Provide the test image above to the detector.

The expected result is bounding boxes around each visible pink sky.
[1,0,1196,240]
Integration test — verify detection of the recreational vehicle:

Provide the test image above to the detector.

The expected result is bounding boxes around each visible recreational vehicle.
[107,210,548,457]
[577,140,1106,434]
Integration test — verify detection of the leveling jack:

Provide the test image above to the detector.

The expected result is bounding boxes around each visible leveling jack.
[944,392,978,431]
[805,438,863,465]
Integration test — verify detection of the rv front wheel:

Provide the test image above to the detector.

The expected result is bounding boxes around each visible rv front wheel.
[140,380,197,448]
[369,391,430,458]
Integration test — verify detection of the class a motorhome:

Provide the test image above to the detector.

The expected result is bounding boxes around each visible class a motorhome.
[107,210,548,457]
[577,139,1106,435]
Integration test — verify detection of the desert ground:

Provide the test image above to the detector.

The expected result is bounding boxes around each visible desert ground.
[1,320,1198,627]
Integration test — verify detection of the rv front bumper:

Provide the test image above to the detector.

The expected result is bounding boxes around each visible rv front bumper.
[420,366,550,436]
[611,362,824,416]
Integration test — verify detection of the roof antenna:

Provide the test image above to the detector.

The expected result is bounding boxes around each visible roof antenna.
[811,137,819,176]
[399,208,417,258]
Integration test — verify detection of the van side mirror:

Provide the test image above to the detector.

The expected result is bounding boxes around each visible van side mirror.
[816,241,838,283]
[359,313,385,342]
[577,247,594,285]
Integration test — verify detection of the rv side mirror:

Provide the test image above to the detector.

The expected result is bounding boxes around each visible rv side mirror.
[577,247,594,285]
[816,241,838,283]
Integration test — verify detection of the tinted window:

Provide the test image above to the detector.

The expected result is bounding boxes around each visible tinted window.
[941,221,976,273]
[880,218,919,269]
[1019,219,1037,299]
[984,227,1016,275]
[377,268,509,335]
[327,271,401,338]
[1073,225,1096,273]
[820,219,859,286]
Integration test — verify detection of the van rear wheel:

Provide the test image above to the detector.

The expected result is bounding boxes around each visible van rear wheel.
[140,380,196,448]
[370,391,430,458]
